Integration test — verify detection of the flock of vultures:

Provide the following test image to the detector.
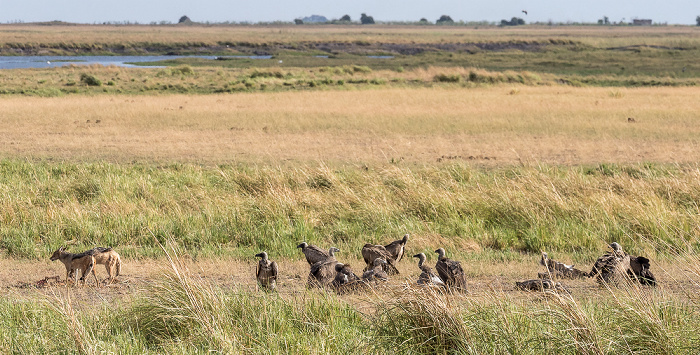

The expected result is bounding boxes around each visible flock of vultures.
[255,235,658,293]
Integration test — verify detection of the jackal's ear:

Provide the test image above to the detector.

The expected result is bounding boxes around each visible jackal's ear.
[59,246,65,251]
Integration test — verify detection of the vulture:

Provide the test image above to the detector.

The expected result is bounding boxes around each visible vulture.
[331,263,365,293]
[434,248,466,290]
[384,234,409,262]
[516,279,568,292]
[297,242,329,265]
[307,247,340,288]
[539,252,589,279]
[628,255,656,286]
[413,253,444,287]
[362,258,389,282]
[361,244,400,275]
[589,242,632,285]
[255,252,278,291]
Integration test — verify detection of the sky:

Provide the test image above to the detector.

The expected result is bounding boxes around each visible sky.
[1,0,699,25]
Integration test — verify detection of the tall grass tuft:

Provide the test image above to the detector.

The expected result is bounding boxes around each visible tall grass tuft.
[371,286,471,354]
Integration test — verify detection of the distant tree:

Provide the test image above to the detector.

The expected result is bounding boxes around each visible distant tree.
[697,15,700,26]
[604,16,610,25]
[418,18,429,25]
[500,17,525,26]
[436,15,454,25]
[339,14,351,22]
[360,13,375,24]
[294,19,303,25]
[178,15,192,24]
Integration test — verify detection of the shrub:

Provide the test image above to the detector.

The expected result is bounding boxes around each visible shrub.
[80,73,102,86]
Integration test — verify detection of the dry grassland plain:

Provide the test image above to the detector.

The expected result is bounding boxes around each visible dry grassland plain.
[2,25,700,354]
[1,86,699,165]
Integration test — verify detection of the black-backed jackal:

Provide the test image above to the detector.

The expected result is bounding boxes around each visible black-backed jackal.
[68,247,122,284]
[49,247,99,286]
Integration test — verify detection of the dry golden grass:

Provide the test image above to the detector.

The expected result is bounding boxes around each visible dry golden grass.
[1,85,699,165]
[1,24,699,48]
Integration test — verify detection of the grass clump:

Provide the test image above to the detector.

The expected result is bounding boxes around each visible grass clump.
[79,73,102,86]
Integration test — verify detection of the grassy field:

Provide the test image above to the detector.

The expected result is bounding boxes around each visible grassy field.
[2,25,700,354]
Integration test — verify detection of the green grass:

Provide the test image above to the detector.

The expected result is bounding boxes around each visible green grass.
[2,251,700,354]
[1,160,699,262]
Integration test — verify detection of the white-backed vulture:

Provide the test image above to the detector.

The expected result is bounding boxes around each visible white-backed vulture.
[361,244,400,275]
[331,263,365,293]
[539,252,589,279]
[516,279,568,292]
[362,258,389,282]
[307,247,340,288]
[589,242,632,285]
[255,252,278,291]
[413,253,444,287]
[297,242,329,265]
[628,255,656,286]
[434,248,466,290]
[384,234,409,262]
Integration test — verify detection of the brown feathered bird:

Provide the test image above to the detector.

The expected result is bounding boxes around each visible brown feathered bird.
[331,263,365,293]
[307,247,340,288]
[589,242,632,285]
[297,242,329,265]
[515,279,568,292]
[628,255,656,286]
[539,252,589,279]
[255,252,278,292]
[362,258,389,282]
[413,253,445,287]
[384,234,409,262]
[434,248,466,290]
[361,244,400,275]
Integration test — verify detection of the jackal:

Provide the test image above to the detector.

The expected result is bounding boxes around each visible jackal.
[49,247,99,286]
[68,247,122,284]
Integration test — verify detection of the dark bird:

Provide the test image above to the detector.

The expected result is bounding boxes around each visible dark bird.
[539,252,589,279]
[516,279,568,292]
[628,255,656,286]
[255,252,278,291]
[297,242,329,265]
[362,258,389,282]
[384,234,409,262]
[331,263,365,293]
[361,244,400,275]
[413,253,445,287]
[522,10,528,15]
[589,242,632,285]
[307,247,340,288]
[434,248,466,290]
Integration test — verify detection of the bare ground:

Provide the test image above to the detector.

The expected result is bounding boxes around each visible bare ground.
[2,255,696,310]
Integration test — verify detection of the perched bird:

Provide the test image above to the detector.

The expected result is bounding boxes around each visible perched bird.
[413,253,444,287]
[515,279,568,292]
[539,252,589,279]
[255,252,278,291]
[384,234,409,262]
[434,248,466,290]
[361,244,400,275]
[297,242,329,265]
[307,247,340,288]
[589,242,632,285]
[362,258,389,282]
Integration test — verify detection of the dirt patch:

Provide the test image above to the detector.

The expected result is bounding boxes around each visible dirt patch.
[1,256,689,308]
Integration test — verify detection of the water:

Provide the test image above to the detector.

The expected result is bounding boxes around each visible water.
[0,55,217,69]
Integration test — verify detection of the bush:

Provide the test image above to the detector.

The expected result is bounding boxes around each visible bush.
[80,73,102,86]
